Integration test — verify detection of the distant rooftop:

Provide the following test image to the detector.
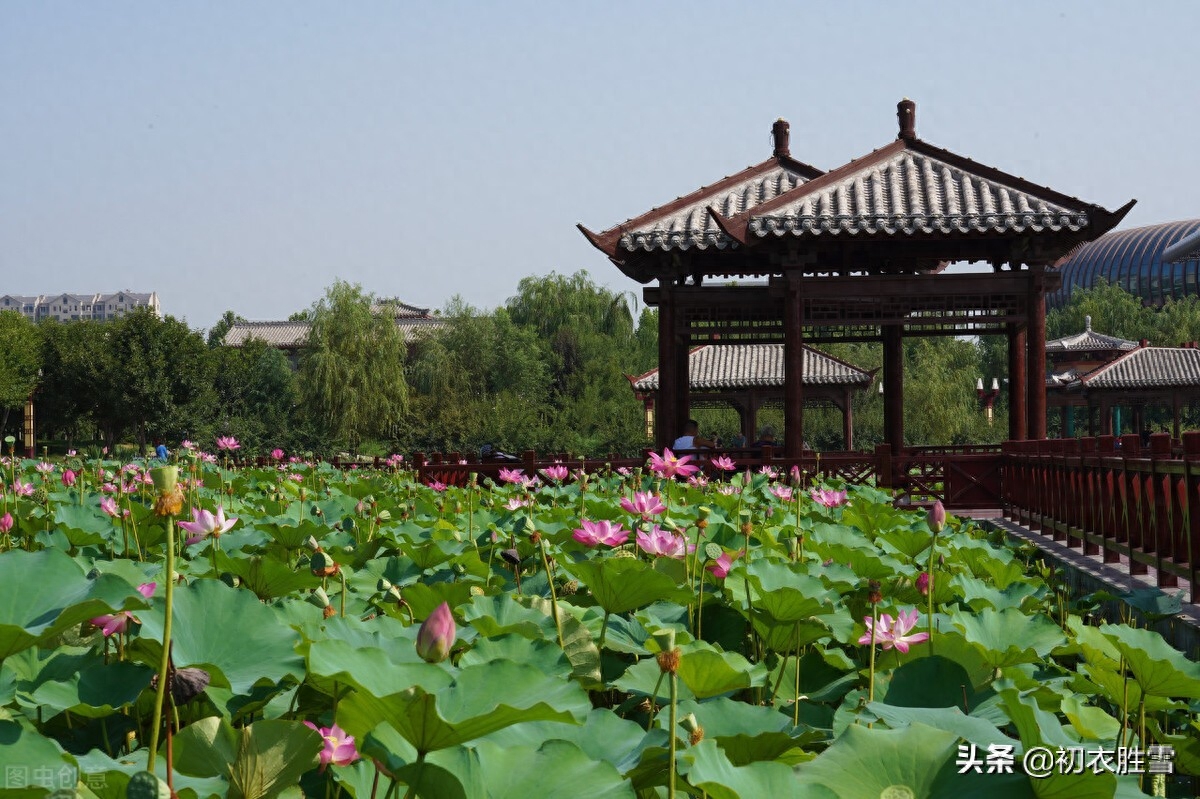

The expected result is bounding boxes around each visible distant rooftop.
[223,301,444,349]
[631,343,872,392]
[1045,315,1138,354]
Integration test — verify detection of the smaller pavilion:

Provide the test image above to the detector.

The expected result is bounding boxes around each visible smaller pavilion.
[1062,343,1200,438]
[629,343,872,450]
[1045,316,1138,434]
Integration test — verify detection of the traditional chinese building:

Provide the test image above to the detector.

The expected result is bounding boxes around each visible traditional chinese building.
[582,100,1133,454]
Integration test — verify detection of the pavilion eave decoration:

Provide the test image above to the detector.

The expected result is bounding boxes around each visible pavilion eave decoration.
[582,99,1135,453]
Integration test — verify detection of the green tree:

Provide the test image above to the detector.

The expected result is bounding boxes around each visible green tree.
[300,281,409,451]
[212,339,299,452]
[207,310,246,348]
[0,311,43,437]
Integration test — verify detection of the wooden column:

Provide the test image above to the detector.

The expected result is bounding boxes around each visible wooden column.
[1008,323,1028,440]
[883,325,904,453]
[674,333,691,443]
[656,285,677,451]
[745,392,759,442]
[842,388,854,451]
[1099,397,1112,436]
[1027,270,1048,439]
[783,279,805,457]
[1173,392,1183,440]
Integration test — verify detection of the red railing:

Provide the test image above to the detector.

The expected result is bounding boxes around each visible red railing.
[1002,432,1199,600]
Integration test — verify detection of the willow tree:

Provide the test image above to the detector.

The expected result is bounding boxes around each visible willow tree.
[0,311,43,438]
[300,281,408,451]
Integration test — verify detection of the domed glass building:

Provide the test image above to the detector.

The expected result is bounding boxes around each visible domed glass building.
[1050,219,1200,308]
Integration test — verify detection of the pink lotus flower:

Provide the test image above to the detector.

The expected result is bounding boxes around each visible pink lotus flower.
[427,481,447,492]
[178,506,238,546]
[636,525,694,559]
[759,466,778,479]
[504,497,528,511]
[928,500,946,534]
[620,491,667,518]
[616,467,632,477]
[857,608,929,654]
[386,453,404,468]
[572,519,631,547]
[916,572,930,596]
[811,488,848,508]
[497,468,527,485]
[271,448,285,460]
[12,481,34,497]
[648,449,700,480]
[62,470,77,487]
[771,485,794,502]
[90,582,155,637]
[201,453,217,464]
[706,549,743,579]
[289,473,303,483]
[541,464,569,483]
[100,496,120,517]
[416,601,456,663]
[180,440,195,450]
[711,455,736,472]
[687,473,708,488]
[717,485,739,496]
[35,461,54,475]
[790,465,803,484]
[0,513,11,534]
[303,721,358,769]
[216,436,240,451]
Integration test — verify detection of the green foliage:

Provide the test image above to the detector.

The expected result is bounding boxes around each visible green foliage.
[300,281,409,451]
[0,311,42,432]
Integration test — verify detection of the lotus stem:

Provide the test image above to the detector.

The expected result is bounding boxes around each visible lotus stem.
[536,538,563,649]
[868,603,878,704]
[927,531,938,656]
[598,610,610,650]
[668,672,678,799]
[147,515,175,772]
[647,670,665,731]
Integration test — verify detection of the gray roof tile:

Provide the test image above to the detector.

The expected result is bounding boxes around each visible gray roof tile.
[620,164,814,253]
[632,344,871,392]
[1046,316,1137,353]
[224,318,444,348]
[1080,346,1200,389]
[749,150,1088,239]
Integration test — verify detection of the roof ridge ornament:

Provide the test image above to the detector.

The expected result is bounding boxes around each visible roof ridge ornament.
[897,98,916,141]
[1085,314,1092,331]
[772,118,790,158]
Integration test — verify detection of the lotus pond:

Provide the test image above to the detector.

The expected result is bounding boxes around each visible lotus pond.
[1,450,1198,799]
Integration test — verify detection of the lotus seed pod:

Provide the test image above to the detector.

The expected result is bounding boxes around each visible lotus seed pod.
[304,535,320,551]
[309,587,331,608]
[309,551,339,577]
[652,629,676,652]
[33,486,49,505]
[704,543,723,561]
[376,578,393,592]
[220,573,241,589]
[125,770,170,799]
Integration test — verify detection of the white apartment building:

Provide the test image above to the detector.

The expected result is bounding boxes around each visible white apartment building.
[0,291,160,322]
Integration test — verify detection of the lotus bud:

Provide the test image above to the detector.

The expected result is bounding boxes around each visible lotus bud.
[680,713,705,745]
[787,537,800,558]
[927,500,946,534]
[916,572,930,596]
[0,513,11,535]
[62,469,77,488]
[220,573,241,589]
[355,500,365,515]
[416,601,456,663]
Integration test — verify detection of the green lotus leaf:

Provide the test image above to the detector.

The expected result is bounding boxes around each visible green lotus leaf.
[611,658,695,702]
[72,748,229,799]
[1100,622,1200,699]
[136,579,304,697]
[0,548,148,660]
[306,638,451,705]
[428,738,636,799]
[680,739,819,799]
[883,655,977,709]
[519,595,602,688]
[950,607,1067,669]
[18,649,151,719]
[214,551,320,600]
[677,647,767,700]
[564,558,688,616]
[879,527,934,561]
[471,709,666,775]
[459,633,571,676]
[257,518,329,550]
[338,659,589,754]
[463,593,554,639]
[674,698,820,765]
[1060,695,1120,742]
[951,573,1040,612]
[52,503,116,547]
[864,702,1017,752]
[172,716,323,799]
[0,719,76,799]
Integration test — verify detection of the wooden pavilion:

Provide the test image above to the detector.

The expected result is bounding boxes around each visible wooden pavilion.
[628,343,873,450]
[581,100,1134,455]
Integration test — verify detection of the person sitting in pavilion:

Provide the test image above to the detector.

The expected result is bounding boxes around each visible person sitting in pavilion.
[673,419,718,451]
[752,426,777,449]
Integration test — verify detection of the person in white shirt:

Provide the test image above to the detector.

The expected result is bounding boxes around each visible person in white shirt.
[672,419,717,451]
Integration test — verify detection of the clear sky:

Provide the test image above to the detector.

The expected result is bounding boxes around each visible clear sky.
[3,2,1198,332]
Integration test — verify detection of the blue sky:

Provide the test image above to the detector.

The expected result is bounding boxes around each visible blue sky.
[3,2,1197,331]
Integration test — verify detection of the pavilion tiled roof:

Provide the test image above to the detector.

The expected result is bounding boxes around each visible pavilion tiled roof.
[631,343,871,392]
[1046,316,1138,353]
[1077,346,1200,390]
[583,101,1133,263]
[224,317,444,349]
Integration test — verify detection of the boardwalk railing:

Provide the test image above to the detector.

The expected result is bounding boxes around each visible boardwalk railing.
[1002,432,1199,599]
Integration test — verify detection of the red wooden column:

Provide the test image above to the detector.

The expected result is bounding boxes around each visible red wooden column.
[883,324,904,453]
[1027,268,1048,439]
[674,332,691,442]
[1008,322,1028,441]
[842,387,854,451]
[783,278,806,457]
[656,284,677,451]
